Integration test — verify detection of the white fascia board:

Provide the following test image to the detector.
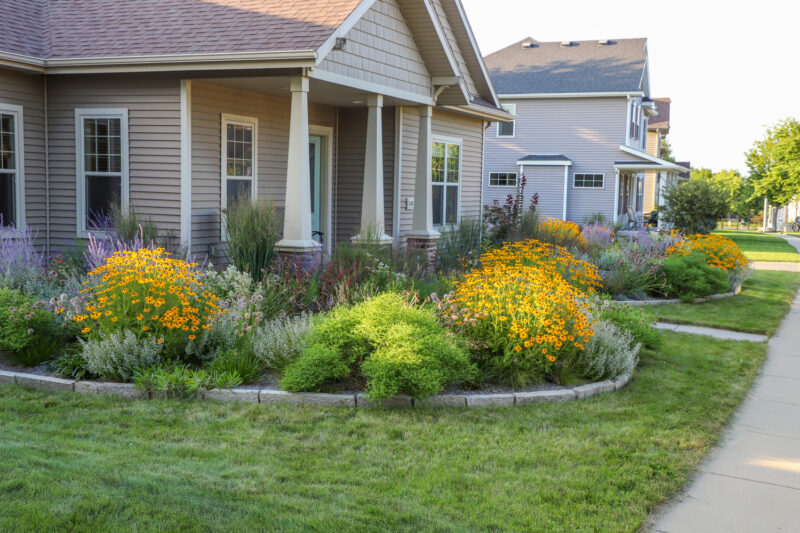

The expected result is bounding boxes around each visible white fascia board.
[0,51,46,72]
[498,91,645,99]
[517,160,572,166]
[13,50,317,74]
[451,0,501,107]
[315,0,380,64]
[441,104,514,122]
[423,0,463,80]
[618,145,690,172]
[310,68,434,106]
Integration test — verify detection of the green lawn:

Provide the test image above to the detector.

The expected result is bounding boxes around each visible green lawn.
[646,270,800,336]
[0,333,767,532]
[714,230,800,262]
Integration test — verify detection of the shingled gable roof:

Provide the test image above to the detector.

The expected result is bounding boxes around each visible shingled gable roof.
[648,97,671,130]
[485,37,648,95]
[0,0,365,60]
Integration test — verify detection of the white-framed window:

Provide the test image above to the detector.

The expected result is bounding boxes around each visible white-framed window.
[489,172,518,187]
[0,103,24,229]
[497,103,516,137]
[75,108,128,235]
[629,100,641,143]
[431,136,461,227]
[221,114,257,212]
[574,173,604,188]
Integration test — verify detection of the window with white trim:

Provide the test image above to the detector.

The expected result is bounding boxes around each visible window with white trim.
[489,172,518,187]
[431,139,461,226]
[222,114,257,211]
[497,104,516,137]
[76,109,128,233]
[574,173,604,188]
[629,101,641,143]
[0,104,23,228]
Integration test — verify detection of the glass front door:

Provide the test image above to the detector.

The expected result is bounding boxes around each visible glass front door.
[309,135,322,240]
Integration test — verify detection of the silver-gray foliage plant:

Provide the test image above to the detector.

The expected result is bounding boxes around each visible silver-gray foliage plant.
[252,313,314,370]
[577,320,640,381]
[81,330,163,382]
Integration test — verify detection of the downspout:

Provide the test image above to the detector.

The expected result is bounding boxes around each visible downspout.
[562,165,568,221]
[43,75,50,256]
[392,106,403,244]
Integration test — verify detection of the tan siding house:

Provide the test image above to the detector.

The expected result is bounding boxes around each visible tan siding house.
[0,0,510,262]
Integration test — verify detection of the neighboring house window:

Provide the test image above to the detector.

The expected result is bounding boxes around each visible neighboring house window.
[432,139,461,226]
[574,173,604,188]
[221,114,257,211]
[489,172,517,187]
[75,108,128,234]
[0,103,23,228]
[497,104,516,137]
[629,101,641,143]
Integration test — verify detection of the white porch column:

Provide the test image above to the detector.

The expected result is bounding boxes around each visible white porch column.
[353,94,392,244]
[408,105,439,240]
[276,76,321,256]
[613,169,620,224]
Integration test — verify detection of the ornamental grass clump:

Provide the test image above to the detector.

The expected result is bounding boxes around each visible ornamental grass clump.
[76,248,221,358]
[444,240,599,386]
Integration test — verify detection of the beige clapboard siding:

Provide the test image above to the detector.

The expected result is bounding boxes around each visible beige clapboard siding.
[190,81,336,255]
[643,129,661,214]
[0,68,46,244]
[334,107,395,245]
[484,97,629,223]
[46,73,182,249]
[320,0,432,97]
[397,107,484,242]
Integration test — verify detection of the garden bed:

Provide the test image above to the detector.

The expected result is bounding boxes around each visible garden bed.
[616,283,743,306]
[0,367,633,407]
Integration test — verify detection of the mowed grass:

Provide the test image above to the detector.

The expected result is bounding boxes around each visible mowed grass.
[714,230,800,262]
[0,333,767,533]
[646,270,800,336]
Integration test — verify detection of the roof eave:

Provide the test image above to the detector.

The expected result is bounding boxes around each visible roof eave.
[498,91,645,99]
[442,103,515,122]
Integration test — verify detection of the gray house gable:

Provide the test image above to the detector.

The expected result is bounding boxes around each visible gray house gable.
[485,37,648,95]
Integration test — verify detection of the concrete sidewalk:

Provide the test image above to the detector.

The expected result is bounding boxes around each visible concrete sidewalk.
[653,323,767,343]
[650,290,800,532]
[751,234,800,271]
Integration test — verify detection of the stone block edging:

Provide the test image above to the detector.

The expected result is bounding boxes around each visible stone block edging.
[616,284,742,307]
[0,370,634,408]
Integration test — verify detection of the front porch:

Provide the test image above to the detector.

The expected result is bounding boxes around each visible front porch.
[181,71,452,264]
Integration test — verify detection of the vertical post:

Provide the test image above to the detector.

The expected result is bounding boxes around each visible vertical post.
[353,94,391,244]
[180,80,192,250]
[276,76,321,266]
[763,197,768,232]
[407,105,439,271]
[613,169,620,225]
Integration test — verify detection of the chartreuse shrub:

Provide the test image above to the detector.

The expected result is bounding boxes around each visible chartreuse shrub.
[281,293,475,400]
[75,248,222,358]
[662,253,729,302]
[443,240,600,386]
[0,288,66,366]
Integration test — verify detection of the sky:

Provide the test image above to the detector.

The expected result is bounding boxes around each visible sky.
[461,0,800,174]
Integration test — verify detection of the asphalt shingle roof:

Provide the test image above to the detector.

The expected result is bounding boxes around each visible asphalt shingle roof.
[649,97,671,129]
[0,0,364,59]
[485,37,648,95]
[518,154,571,162]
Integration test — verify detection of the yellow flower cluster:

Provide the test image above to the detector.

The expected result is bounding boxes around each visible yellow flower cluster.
[537,218,588,250]
[77,248,220,349]
[667,234,750,272]
[446,240,599,384]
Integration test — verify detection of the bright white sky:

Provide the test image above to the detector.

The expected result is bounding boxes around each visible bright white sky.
[461,0,800,174]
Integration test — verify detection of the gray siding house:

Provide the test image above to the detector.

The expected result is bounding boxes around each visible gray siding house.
[0,0,510,263]
[483,37,688,226]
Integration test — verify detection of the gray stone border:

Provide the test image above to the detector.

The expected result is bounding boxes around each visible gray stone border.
[0,370,633,408]
[615,284,742,306]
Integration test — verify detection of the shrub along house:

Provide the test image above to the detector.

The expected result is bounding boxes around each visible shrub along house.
[0,0,510,265]
[483,37,689,228]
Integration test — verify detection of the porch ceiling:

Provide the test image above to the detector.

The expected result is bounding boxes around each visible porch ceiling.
[200,75,422,108]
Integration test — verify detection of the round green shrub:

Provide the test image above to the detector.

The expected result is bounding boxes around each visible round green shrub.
[662,253,729,302]
[281,293,476,400]
[0,288,64,366]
